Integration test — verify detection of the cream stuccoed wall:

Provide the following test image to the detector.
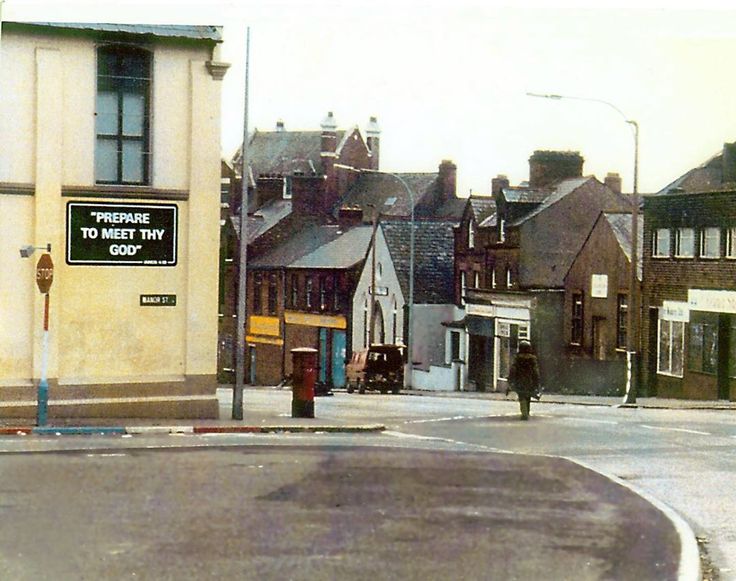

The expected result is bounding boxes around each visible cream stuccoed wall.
[0,27,225,400]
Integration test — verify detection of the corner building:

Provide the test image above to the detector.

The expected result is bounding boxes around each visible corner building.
[0,22,228,418]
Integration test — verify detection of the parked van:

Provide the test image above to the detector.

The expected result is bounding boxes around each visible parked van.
[346,344,404,394]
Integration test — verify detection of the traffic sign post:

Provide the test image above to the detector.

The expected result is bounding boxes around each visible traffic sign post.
[35,253,53,426]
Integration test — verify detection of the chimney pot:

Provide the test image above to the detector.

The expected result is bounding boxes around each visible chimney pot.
[604,172,622,194]
[275,119,285,132]
[321,111,337,132]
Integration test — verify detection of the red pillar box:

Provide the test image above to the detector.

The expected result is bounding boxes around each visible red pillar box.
[291,348,317,418]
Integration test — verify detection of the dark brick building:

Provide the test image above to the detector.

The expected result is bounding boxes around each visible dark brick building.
[454,151,631,392]
[642,142,736,400]
[563,212,642,395]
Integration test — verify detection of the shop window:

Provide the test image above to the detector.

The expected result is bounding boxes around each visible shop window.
[700,227,721,259]
[675,228,694,258]
[727,227,736,259]
[96,45,151,185]
[658,319,684,377]
[267,273,277,315]
[253,273,262,314]
[571,293,583,345]
[653,228,671,258]
[688,317,718,374]
[616,294,628,349]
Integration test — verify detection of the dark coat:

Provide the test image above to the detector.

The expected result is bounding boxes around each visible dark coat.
[509,352,540,396]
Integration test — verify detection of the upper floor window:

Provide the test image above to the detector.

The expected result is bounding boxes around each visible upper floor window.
[267,273,278,315]
[473,271,480,289]
[727,227,736,259]
[253,273,262,314]
[290,274,299,308]
[491,268,496,289]
[571,292,583,345]
[498,219,506,243]
[700,227,721,259]
[675,228,694,258]
[505,267,512,288]
[305,277,313,309]
[468,221,476,249]
[460,271,467,305]
[96,45,151,185]
[653,228,671,257]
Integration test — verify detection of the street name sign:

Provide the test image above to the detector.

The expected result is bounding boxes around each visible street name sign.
[36,253,54,294]
[140,294,177,307]
[66,202,178,266]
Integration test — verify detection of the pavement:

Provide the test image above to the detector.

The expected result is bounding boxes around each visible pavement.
[0,385,732,435]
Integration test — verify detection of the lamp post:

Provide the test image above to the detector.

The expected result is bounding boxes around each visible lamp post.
[366,171,415,389]
[527,92,640,403]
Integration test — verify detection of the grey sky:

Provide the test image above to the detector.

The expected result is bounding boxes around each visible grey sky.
[5,0,736,195]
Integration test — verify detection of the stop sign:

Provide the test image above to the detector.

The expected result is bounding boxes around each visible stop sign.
[36,253,54,294]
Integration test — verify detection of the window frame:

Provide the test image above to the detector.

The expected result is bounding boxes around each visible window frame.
[653,228,671,258]
[675,227,695,258]
[657,318,685,378]
[616,293,628,350]
[726,227,736,259]
[267,273,278,315]
[700,227,721,259]
[95,44,152,186]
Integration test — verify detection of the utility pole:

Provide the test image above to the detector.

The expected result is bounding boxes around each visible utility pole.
[233,27,250,420]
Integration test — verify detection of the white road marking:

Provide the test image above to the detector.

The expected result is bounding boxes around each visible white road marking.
[563,417,619,425]
[86,453,127,458]
[404,414,515,424]
[641,425,711,436]
[382,430,508,453]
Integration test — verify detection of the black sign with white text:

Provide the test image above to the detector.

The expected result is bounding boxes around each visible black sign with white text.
[66,202,178,266]
[140,294,177,307]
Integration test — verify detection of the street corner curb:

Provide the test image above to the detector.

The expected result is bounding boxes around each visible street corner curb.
[564,457,701,581]
[0,427,34,435]
[191,424,386,434]
[33,426,127,436]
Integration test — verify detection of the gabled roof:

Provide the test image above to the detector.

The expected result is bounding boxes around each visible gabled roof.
[510,176,591,226]
[381,220,455,304]
[233,130,346,181]
[603,212,644,281]
[656,150,725,195]
[500,187,549,204]
[9,22,222,42]
[250,217,371,271]
[290,226,373,269]
[468,195,496,223]
[230,199,293,244]
[339,172,439,217]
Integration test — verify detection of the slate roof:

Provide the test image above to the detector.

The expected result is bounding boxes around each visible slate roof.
[436,197,467,221]
[510,176,591,226]
[10,22,222,42]
[381,220,455,304]
[230,199,293,244]
[250,218,371,270]
[469,195,496,223]
[656,150,727,195]
[501,187,550,204]
[290,226,373,269]
[232,130,348,182]
[339,172,439,217]
[603,212,644,281]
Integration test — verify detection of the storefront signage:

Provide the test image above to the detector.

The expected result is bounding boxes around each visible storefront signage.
[284,311,347,330]
[688,289,736,315]
[660,300,689,322]
[140,294,177,307]
[250,315,280,337]
[369,286,389,296]
[591,274,608,298]
[66,202,177,266]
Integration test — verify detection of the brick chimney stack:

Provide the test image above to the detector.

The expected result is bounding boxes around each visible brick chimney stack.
[439,159,457,201]
[491,174,510,198]
[723,142,736,184]
[275,119,285,132]
[604,172,622,194]
[321,111,339,208]
[366,116,381,170]
[528,150,584,189]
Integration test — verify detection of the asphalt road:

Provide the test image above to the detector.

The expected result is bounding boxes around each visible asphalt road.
[0,444,680,581]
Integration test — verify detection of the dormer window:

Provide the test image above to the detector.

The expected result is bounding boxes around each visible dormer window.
[499,219,506,243]
[468,220,476,249]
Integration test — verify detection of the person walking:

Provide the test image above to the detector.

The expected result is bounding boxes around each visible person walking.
[507,340,540,420]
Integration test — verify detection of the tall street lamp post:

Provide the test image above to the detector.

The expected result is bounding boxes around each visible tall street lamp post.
[527,92,640,403]
[366,171,415,389]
